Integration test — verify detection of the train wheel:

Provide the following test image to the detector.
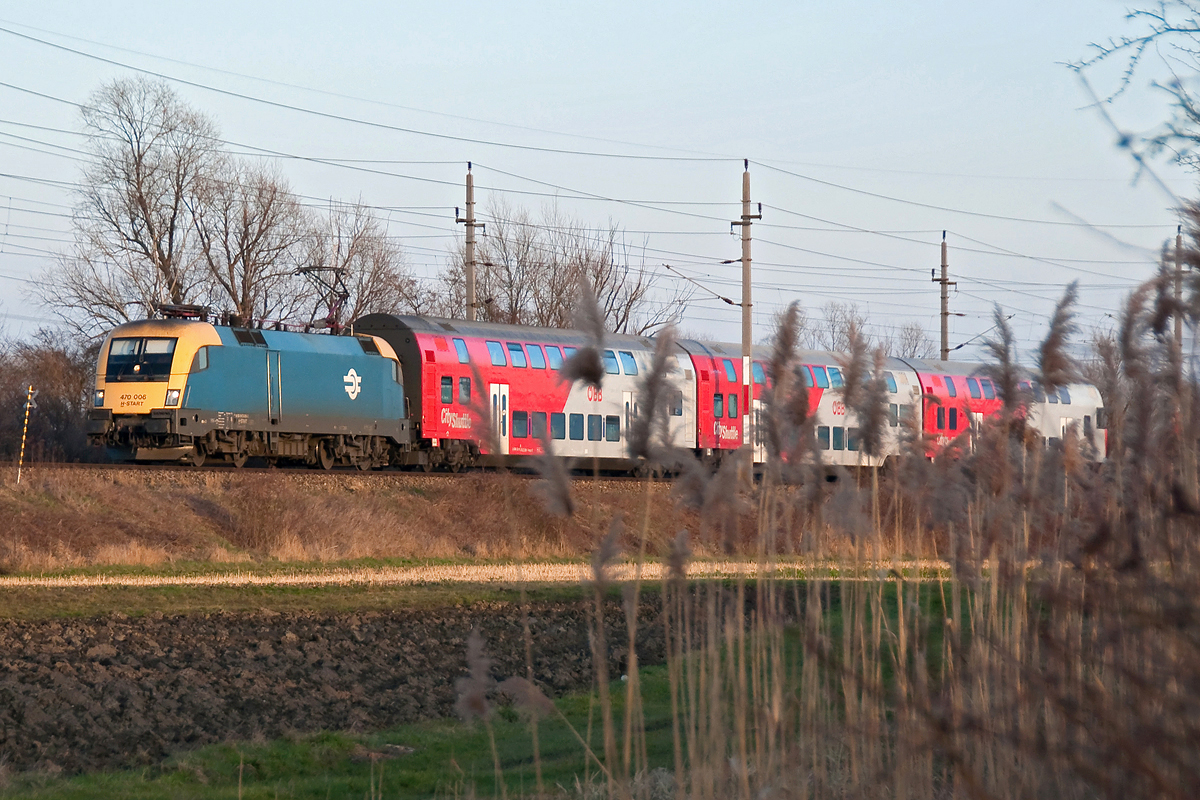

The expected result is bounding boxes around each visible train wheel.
[191,447,206,467]
[230,450,248,469]
[317,441,335,470]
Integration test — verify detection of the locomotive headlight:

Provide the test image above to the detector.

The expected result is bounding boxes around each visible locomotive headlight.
[93,389,104,407]
[164,389,180,407]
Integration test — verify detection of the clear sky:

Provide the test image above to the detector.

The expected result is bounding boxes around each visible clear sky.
[0,1,1193,360]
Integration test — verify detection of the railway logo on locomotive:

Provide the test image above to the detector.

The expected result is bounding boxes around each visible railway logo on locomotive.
[343,368,362,400]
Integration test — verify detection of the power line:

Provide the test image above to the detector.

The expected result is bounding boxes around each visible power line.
[0,18,745,162]
[751,160,1177,229]
[0,24,736,162]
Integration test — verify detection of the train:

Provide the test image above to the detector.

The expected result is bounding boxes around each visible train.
[85,312,1107,469]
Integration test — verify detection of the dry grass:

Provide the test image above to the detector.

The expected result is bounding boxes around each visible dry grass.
[0,468,705,573]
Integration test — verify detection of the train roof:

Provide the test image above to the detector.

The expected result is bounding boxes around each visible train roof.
[106,318,399,360]
[897,358,994,377]
[354,313,658,351]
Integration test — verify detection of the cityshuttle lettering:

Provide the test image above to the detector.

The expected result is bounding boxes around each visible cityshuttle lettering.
[714,422,739,440]
[440,407,473,429]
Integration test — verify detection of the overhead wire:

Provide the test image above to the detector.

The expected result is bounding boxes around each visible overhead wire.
[751,160,1178,229]
[0,24,737,162]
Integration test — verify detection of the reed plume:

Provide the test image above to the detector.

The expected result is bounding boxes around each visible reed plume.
[560,277,607,390]
[857,348,890,458]
[454,628,494,723]
[529,432,576,517]
[1039,280,1079,394]
[628,325,677,462]
[982,303,1022,421]
[837,319,868,413]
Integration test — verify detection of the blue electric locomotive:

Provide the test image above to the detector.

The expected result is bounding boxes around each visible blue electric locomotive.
[87,317,411,468]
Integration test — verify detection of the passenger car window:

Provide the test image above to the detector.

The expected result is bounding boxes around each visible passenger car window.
[532,411,547,439]
[527,344,547,369]
[752,362,765,385]
[832,427,845,450]
[945,378,957,398]
[619,351,638,375]
[551,412,566,440]
[569,413,584,440]
[605,415,620,442]
[980,379,995,400]
[884,371,897,393]
[671,390,684,417]
[458,377,471,404]
[603,350,620,375]
[828,367,844,389]
[486,341,506,366]
[888,403,899,427]
[723,359,737,382]
[545,346,564,370]
[847,428,860,451]
[728,393,738,419]
[937,407,946,430]
[714,394,724,419]
[587,414,603,441]
[507,342,528,368]
[511,411,529,438]
[817,426,831,450]
[440,376,453,404]
[967,378,981,399]
[949,408,958,429]
[1059,387,1071,404]
[453,338,470,364]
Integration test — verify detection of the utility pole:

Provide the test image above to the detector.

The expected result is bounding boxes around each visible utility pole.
[455,163,484,322]
[731,160,761,454]
[932,231,957,361]
[1176,224,1184,352]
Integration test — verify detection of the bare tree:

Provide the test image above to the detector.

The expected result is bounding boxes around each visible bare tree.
[803,302,874,352]
[304,201,433,327]
[443,199,689,333]
[1072,2,1200,167]
[445,198,544,325]
[0,329,97,462]
[42,77,220,335]
[893,320,936,358]
[190,159,308,324]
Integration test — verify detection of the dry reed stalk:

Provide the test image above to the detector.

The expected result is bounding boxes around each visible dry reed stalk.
[425,274,1200,798]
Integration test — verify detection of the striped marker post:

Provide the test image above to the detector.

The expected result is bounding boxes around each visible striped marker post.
[16,385,34,485]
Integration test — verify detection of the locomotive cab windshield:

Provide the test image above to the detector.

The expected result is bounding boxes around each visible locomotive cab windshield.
[105,337,178,382]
